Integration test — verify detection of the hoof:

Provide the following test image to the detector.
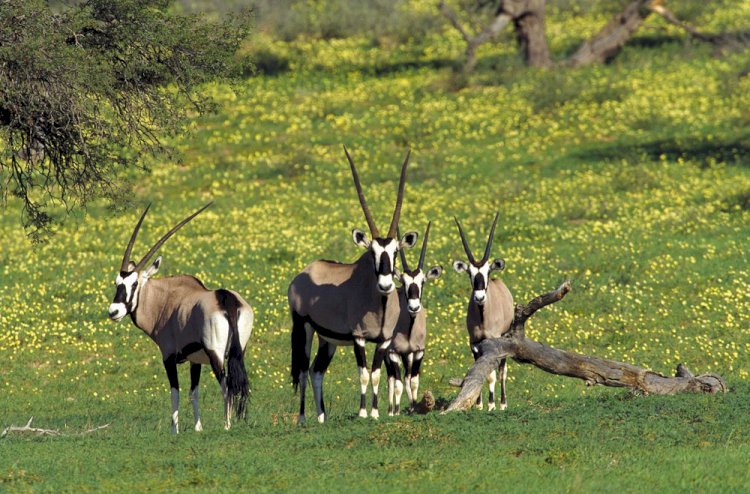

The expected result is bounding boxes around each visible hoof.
[488,403,496,411]
[370,409,379,419]
[317,413,325,424]
[358,409,368,418]
[297,415,306,425]
[475,403,484,411]
[194,421,203,432]
[388,411,394,417]
[499,403,507,411]
[224,423,231,431]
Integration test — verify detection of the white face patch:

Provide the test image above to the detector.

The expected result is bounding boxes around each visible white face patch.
[468,263,491,305]
[108,271,140,321]
[371,239,399,294]
[402,271,426,314]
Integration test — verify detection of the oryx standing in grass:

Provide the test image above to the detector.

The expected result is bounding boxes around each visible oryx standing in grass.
[453,212,513,411]
[386,222,442,415]
[288,147,417,424]
[108,203,253,432]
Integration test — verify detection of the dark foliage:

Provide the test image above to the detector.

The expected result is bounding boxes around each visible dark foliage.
[0,0,250,240]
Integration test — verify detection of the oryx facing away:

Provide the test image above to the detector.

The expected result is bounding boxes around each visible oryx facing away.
[453,212,513,411]
[386,222,442,415]
[288,147,417,424]
[108,203,253,432]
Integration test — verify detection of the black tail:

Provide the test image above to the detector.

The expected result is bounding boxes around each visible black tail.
[290,312,309,392]
[217,289,249,419]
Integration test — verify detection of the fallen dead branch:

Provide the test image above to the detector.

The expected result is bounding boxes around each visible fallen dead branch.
[446,281,727,412]
[1,417,111,438]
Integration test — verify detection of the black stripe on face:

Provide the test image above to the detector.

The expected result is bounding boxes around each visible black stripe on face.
[473,274,486,291]
[112,283,127,304]
[407,283,420,300]
[377,252,391,276]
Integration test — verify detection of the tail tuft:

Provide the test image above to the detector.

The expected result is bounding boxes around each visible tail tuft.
[218,289,250,419]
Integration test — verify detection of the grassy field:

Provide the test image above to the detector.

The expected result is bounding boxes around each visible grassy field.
[2,3,750,492]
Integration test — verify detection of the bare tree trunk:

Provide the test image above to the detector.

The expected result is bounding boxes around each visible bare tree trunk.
[446,281,727,413]
[566,0,653,67]
[505,0,550,67]
[439,0,549,72]
[439,1,511,73]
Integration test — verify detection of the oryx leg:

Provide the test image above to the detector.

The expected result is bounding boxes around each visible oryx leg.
[409,350,424,410]
[354,337,369,418]
[471,346,483,410]
[388,352,404,416]
[297,321,314,425]
[190,363,203,431]
[369,340,391,419]
[487,368,497,411]
[207,350,230,430]
[163,355,180,434]
[311,337,337,423]
[386,352,398,416]
[499,357,508,411]
[403,353,413,408]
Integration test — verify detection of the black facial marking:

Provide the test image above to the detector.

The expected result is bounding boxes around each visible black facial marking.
[113,283,127,304]
[473,274,486,291]
[407,283,420,300]
[377,253,391,276]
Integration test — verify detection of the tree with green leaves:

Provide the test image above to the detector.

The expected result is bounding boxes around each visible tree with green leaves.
[0,0,249,240]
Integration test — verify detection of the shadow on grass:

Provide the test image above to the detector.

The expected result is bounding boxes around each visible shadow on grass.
[567,135,750,169]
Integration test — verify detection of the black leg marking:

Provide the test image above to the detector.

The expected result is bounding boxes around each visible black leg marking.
[164,355,179,390]
[190,363,201,392]
[312,339,336,416]
[354,340,368,415]
[471,347,482,407]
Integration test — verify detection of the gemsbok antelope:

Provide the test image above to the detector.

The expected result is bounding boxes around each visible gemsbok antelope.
[386,222,442,415]
[107,203,253,433]
[452,212,513,411]
[288,147,418,424]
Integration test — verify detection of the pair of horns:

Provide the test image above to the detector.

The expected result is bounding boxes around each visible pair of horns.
[344,146,409,239]
[121,202,212,272]
[454,212,499,265]
[398,221,431,272]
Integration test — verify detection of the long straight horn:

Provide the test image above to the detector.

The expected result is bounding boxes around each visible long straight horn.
[121,204,151,271]
[387,149,410,238]
[135,202,213,271]
[454,216,476,265]
[344,146,379,238]
[481,211,500,264]
[418,221,431,270]
[397,227,410,271]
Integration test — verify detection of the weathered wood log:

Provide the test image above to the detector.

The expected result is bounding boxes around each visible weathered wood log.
[566,0,653,67]
[445,281,727,412]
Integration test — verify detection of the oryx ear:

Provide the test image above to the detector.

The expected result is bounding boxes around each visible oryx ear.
[126,261,137,272]
[400,231,418,249]
[490,258,505,272]
[143,256,162,278]
[426,265,443,280]
[352,229,370,249]
[394,267,403,280]
[453,260,469,273]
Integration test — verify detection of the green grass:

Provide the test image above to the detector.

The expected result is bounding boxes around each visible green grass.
[2,5,750,492]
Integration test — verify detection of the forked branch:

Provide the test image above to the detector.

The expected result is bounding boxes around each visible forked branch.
[446,281,727,412]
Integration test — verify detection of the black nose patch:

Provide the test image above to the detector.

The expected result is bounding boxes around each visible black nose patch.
[473,274,486,291]
[407,283,420,300]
